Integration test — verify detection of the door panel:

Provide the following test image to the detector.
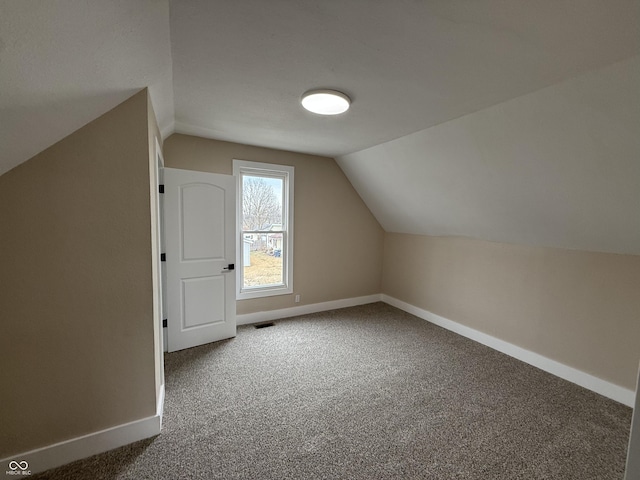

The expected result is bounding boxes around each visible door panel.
[182,276,225,328]
[165,167,236,352]
[181,183,225,260]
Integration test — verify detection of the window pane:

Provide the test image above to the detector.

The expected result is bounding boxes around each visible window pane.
[241,175,284,230]
[241,174,285,289]
[243,244,284,288]
[234,159,293,299]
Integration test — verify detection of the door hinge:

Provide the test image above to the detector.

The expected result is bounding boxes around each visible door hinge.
[159,184,165,194]
[161,253,166,262]
[162,319,167,328]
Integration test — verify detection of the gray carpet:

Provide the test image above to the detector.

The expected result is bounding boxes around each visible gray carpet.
[35,302,631,479]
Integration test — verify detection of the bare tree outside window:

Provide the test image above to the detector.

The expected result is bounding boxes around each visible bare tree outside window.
[242,177,281,230]
[240,175,285,287]
[234,160,294,299]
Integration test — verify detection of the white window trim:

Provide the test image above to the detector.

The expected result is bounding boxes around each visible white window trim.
[233,159,294,300]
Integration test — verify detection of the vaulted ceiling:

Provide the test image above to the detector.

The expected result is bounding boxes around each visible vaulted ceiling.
[1,1,639,253]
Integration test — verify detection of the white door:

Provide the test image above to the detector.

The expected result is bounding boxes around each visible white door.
[164,167,236,352]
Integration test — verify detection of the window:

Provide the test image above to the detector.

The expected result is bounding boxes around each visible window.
[233,160,294,299]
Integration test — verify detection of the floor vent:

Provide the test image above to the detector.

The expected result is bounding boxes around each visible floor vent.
[255,322,275,329]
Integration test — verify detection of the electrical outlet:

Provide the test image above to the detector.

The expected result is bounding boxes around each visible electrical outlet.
[295,294,300,303]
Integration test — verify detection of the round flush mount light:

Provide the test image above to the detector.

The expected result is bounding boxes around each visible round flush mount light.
[301,89,351,115]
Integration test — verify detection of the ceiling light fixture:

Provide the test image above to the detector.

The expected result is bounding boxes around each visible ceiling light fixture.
[301,89,351,115]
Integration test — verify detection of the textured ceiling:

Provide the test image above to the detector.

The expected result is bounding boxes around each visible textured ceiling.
[170,0,640,157]
[338,56,640,255]
[0,0,174,176]
[1,1,639,253]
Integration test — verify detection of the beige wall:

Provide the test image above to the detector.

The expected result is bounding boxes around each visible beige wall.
[0,90,157,457]
[163,134,384,314]
[382,233,640,390]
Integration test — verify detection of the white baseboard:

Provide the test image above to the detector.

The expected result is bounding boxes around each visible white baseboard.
[236,294,382,326]
[381,294,635,407]
[1,384,165,475]
[10,295,630,474]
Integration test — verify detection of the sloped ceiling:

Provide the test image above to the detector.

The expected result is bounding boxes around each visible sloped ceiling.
[1,1,639,253]
[0,0,174,176]
[170,0,640,158]
[337,56,640,255]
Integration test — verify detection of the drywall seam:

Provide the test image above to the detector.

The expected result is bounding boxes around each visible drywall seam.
[381,294,635,407]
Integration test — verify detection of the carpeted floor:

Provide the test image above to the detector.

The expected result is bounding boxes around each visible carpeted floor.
[34,303,631,479]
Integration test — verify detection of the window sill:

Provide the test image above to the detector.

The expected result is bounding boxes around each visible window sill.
[237,285,293,301]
